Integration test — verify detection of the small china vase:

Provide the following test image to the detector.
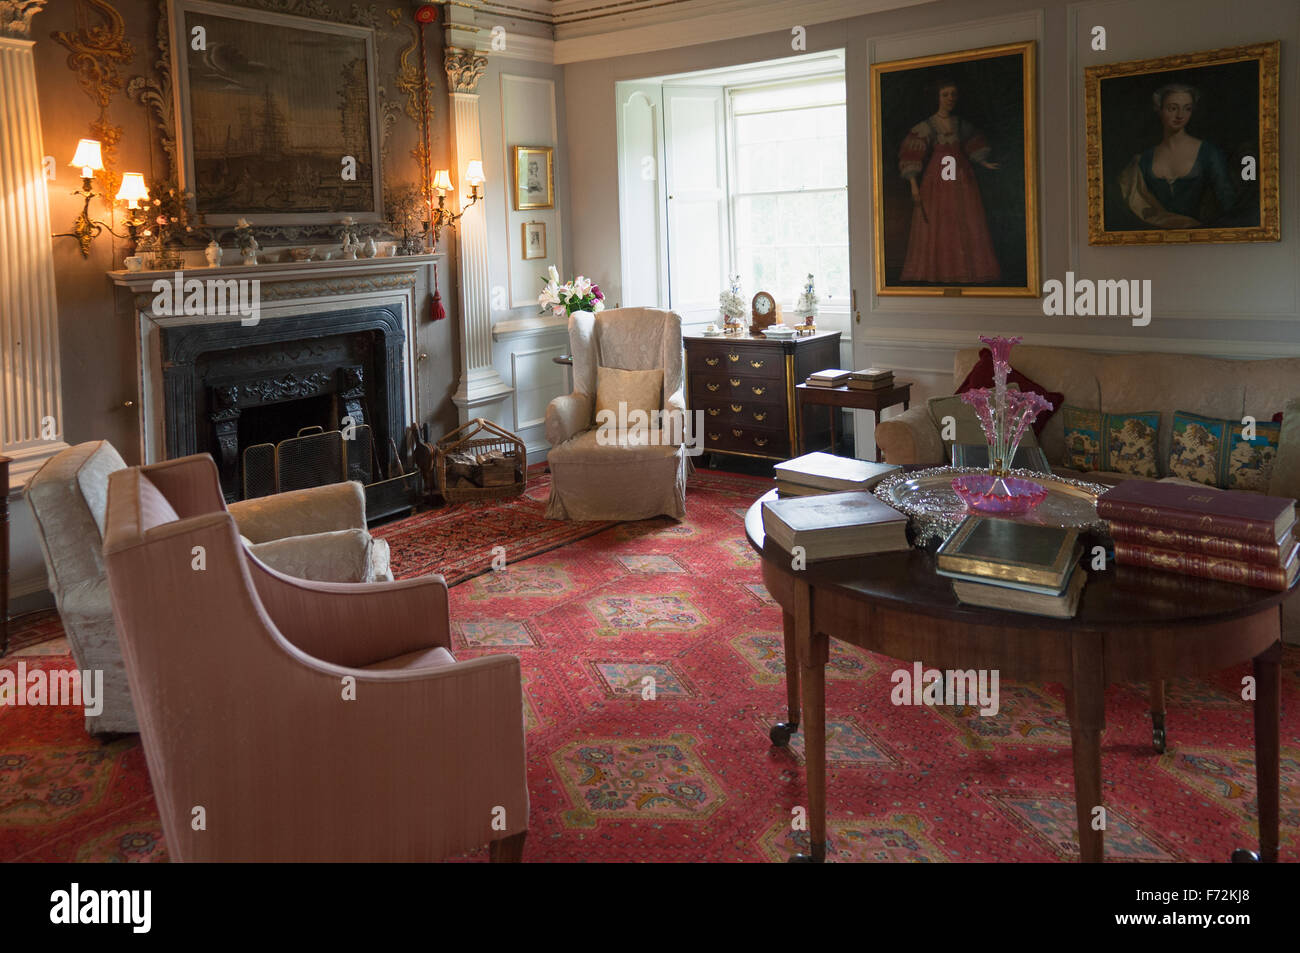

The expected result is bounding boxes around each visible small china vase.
[205,241,223,267]
[241,250,257,266]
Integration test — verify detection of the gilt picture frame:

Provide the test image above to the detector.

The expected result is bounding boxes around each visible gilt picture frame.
[522,221,546,260]
[1085,42,1280,245]
[513,146,554,210]
[167,0,385,226]
[870,41,1039,297]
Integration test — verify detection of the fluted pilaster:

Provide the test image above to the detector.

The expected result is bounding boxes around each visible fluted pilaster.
[0,33,66,487]
[445,49,512,422]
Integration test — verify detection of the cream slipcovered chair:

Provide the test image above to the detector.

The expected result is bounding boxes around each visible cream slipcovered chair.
[544,307,689,521]
[102,454,528,861]
[26,441,392,735]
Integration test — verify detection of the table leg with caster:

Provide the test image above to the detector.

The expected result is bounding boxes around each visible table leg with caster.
[1149,679,1166,753]
[790,579,828,863]
[1239,638,1281,863]
[770,609,800,746]
[1069,631,1106,863]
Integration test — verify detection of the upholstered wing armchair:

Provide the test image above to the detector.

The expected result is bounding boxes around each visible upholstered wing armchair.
[26,441,391,735]
[102,454,529,862]
[544,307,689,521]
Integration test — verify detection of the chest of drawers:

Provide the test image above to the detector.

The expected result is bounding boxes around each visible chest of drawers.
[684,331,841,461]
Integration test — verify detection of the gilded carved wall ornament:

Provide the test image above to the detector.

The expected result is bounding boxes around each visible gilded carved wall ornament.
[444,47,487,94]
[51,0,136,203]
[0,0,47,39]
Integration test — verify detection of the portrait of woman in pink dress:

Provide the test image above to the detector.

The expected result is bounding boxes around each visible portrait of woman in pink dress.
[871,42,1036,296]
[898,79,1001,283]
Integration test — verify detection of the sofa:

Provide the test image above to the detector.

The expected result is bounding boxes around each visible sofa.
[26,440,393,735]
[875,345,1300,642]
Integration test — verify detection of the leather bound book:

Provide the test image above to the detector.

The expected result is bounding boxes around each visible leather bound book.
[1113,539,1300,591]
[1108,521,1293,565]
[761,491,908,560]
[773,452,900,493]
[1097,481,1297,544]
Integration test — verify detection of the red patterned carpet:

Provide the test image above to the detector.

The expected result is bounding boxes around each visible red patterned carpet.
[2,468,1297,862]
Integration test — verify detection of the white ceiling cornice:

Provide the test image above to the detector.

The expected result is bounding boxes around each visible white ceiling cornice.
[447,0,938,65]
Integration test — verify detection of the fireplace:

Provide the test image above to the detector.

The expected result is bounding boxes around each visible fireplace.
[159,305,406,502]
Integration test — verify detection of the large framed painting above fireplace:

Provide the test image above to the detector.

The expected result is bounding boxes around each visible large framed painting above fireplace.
[167,0,385,226]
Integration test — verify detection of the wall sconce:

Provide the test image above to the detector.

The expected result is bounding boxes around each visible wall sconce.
[52,139,151,258]
[430,161,484,245]
[113,173,151,251]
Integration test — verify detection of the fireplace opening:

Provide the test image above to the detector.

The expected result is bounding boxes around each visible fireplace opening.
[237,393,334,451]
[160,305,407,504]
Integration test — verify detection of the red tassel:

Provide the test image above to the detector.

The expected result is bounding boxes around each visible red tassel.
[432,263,446,321]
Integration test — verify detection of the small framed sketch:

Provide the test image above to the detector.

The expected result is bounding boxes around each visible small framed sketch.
[1085,42,1280,244]
[513,145,554,210]
[522,221,546,260]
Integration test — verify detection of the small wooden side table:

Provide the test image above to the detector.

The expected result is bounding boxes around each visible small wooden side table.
[1,454,10,657]
[795,381,912,460]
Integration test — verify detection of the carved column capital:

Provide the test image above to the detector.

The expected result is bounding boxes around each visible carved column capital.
[0,0,46,39]
[444,46,487,94]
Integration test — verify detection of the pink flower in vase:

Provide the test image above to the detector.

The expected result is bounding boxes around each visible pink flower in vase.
[979,335,1022,389]
[958,387,996,442]
[1005,389,1054,454]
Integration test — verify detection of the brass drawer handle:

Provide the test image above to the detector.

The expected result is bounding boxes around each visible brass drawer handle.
[705,357,719,366]
[732,428,743,437]
[751,386,766,396]
[753,411,767,422]
[729,378,741,387]
[707,382,720,392]
[708,432,720,441]
[727,353,740,362]
[707,407,720,416]
[755,437,769,448]
[730,403,743,413]
[750,360,764,369]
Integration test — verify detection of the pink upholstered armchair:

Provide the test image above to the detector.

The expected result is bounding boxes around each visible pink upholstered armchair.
[102,454,529,862]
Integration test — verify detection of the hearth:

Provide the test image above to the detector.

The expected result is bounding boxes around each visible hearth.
[159,305,406,502]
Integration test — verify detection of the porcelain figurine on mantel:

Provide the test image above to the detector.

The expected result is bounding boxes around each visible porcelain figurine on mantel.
[234,218,258,265]
[204,240,223,268]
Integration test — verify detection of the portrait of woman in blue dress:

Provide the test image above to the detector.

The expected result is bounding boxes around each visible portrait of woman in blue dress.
[1116,83,1239,229]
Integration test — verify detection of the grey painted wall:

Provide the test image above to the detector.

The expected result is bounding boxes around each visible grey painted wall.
[562,0,1300,449]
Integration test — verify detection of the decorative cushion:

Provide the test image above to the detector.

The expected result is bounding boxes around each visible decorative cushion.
[1167,410,1282,491]
[1062,406,1160,477]
[928,386,1037,462]
[1269,397,1300,502]
[595,366,663,423]
[956,348,1065,437]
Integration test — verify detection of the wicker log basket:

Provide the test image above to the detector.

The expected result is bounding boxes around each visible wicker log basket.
[434,418,527,503]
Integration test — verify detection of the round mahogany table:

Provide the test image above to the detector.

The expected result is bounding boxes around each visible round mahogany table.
[745,489,1289,863]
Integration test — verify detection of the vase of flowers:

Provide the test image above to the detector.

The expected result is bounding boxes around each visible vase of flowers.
[950,335,1054,515]
[141,183,194,270]
[538,266,605,316]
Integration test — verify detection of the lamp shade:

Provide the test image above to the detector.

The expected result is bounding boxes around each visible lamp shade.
[432,169,454,193]
[70,139,103,175]
[115,173,150,208]
[464,160,485,188]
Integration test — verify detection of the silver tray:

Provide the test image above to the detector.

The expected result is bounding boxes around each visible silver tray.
[873,466,1111,547]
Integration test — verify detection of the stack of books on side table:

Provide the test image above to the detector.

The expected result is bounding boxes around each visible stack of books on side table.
[773,451,900,497]
[937,518,1086,618]
[848,367,894,391]
[806,369,851,388]
[1098,482,1299,590]
[762,491,909,560]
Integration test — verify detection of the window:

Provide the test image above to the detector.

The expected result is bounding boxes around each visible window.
[615,56,849,322]
[729,77,849,310]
